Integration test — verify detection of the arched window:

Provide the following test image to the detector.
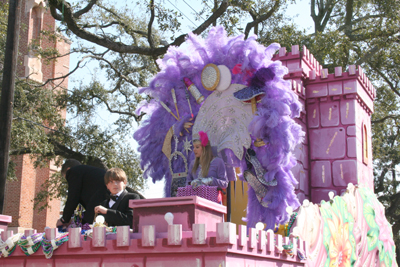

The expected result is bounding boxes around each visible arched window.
[363,124,368,165]
[29,6,42,50]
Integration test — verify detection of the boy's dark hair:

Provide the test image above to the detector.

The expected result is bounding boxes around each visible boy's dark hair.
[61,159,81,176]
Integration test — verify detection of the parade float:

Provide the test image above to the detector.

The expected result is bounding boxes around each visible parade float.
[0,26,397,267]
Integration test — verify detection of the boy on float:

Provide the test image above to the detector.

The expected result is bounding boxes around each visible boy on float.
[95,168,140,228]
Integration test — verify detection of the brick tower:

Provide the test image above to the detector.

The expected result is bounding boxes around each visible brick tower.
[273,45,375,204]
[3,0,70,232]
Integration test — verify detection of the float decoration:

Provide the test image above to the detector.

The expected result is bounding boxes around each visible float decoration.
[296,184,398,267]
[134,26,304,228]
[171,89,180,120]
[18,233,44,256]
[42,232,69,259]
[201,63,220,91]
[0,233,22,257]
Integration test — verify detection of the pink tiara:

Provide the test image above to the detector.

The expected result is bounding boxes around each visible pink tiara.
[198,131,209,147]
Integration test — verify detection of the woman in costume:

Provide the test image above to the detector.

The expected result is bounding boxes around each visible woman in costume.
[187,131,228,190]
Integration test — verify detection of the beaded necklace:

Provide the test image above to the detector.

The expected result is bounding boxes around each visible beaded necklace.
[286,212,297,236]
[42,232,69,259]
[18,233,44,256]
[0,233,23,257]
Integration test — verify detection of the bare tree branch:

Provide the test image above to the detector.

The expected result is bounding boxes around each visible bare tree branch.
[74,0,98,18]
[48,0,229,56]
[49,0,98,21]
[148,0,155,49]
[89,55,142,87]
[81,21,120,29]
[37,55,92,88]
[97,4,148,39]
[240,0,282,39]
[344,0,354,36]
[319,0,336,31]
[311,0,337,32]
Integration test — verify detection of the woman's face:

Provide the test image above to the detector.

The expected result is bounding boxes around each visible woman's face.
[193,141,203,158]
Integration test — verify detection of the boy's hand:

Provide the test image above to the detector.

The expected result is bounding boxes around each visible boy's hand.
[56,218,70,228]
[95,205,108,214]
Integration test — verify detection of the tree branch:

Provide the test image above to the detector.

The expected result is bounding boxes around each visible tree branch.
[37,55,92,88]
[336,14,381,32]
[74,0,98,18]
[320,0,336,31]
[9,147,32,155]
[310,0,338,32]
[372,67,400,98]
[48,0,229,56]
[148,0,155,49]
[52,139,107,169]
[81,21,121,30]
[344,0,354,36]
[243,0,281,39]
[89,55,142,87]
[372,115,400,124]
[355,45,380,65]
[49,0,98,21]
[375,167,388,193]
[10,139,107,169]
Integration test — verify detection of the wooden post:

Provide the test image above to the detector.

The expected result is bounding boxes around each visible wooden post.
[0,0,22,214]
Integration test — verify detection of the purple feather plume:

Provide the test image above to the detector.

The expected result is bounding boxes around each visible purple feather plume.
[249,67,275,88]
[134,26,304,228]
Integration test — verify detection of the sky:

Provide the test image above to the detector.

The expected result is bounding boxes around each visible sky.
[66,0,314,198]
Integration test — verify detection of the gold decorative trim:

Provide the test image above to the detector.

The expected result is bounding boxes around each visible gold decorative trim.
[201,63,220,91]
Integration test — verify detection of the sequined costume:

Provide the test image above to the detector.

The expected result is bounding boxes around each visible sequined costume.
[186,157,228,189]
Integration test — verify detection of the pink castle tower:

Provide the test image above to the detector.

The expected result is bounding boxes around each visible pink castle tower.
[273,45,375,204]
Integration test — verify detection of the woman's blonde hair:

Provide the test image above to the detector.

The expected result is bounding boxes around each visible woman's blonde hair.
[104,167,127,184]
[192,139,213,177]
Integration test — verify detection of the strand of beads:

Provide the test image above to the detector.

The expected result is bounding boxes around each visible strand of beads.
[42,232,69,259]
[18,233,44,256]
[0,233,23,257]
[297,248,307,260]
[286,212,297,237]
[282,242,295,257]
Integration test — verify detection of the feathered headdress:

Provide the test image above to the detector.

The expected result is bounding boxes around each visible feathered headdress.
[198,131,209,146]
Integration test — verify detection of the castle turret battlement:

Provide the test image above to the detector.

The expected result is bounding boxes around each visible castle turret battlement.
[307,65,375,114]
[273,45,322,79]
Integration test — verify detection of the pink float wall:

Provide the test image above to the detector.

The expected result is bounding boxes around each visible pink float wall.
[0,197,306,267]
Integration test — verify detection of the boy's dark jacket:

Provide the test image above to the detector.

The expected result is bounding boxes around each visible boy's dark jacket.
[100,189,140,227]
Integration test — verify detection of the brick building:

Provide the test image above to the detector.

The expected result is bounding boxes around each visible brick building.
[3,0,70,232]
